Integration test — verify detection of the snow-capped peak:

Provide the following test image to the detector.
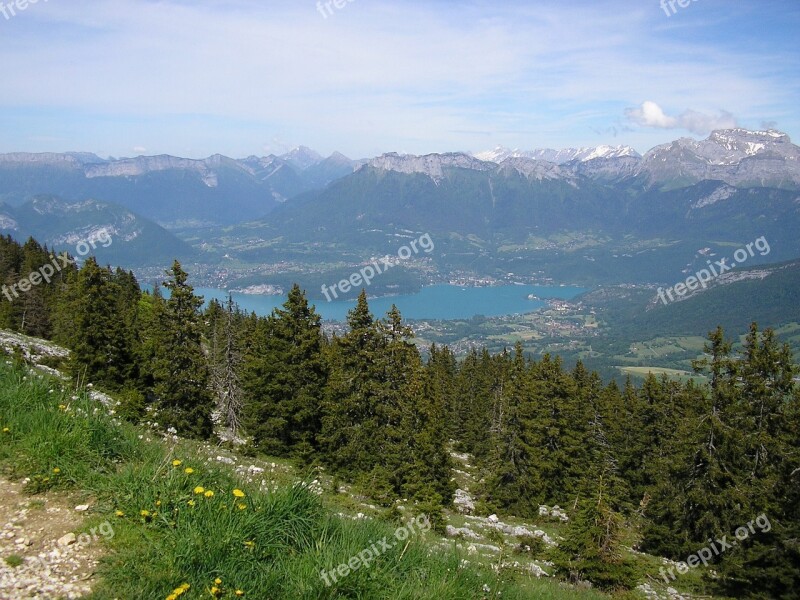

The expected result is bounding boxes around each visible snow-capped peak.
[473,145,640,165]
[280,146,323,170]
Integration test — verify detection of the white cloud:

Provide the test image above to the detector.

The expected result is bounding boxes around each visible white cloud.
[0,1,795,156]
[625,101,738,134]
[132,146,147,154]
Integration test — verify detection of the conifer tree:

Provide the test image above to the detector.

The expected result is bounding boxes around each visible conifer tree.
[714,325,800,597]
[483,344,541,517]
[17,239,55,337]
[454,347,494,455]
[244,285,326,459]
[68,258,133,389]
[380,306,452,508]
[644,327,749,557]
[554,473,636,590]
[527,354,587,505]
[148,261,212,438]
[320,290,381,473]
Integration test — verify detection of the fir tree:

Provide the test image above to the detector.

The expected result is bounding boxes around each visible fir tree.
[148,261,212,438]
[554,472,637,590]
[320,290,381,473]
[244,285,326,459]
[68,258,134,390]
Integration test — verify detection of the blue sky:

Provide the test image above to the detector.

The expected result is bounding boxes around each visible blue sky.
[1,0,798,159]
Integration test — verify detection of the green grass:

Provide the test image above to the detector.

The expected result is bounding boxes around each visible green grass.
[0,359,612,600]
[4,554,23,568]
[615,366,706,384]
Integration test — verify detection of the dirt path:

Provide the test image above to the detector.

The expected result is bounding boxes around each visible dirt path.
[0,478,105,599]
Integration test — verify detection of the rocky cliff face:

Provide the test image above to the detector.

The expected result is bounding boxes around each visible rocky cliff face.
[369,130,800,190]
[639,129,800,189]
[84,155,230,188]
[496,157,574,182]
[367,152,495,182]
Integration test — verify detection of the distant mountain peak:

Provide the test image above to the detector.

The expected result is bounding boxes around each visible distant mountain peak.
[473,145,640,164]
[643,128,800,184]
[280,146,323,170]
[327,151,352,163]
[709,128,791,144]
[648,128,794,159]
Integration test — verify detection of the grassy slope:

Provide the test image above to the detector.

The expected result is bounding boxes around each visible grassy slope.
[0,359,613,600]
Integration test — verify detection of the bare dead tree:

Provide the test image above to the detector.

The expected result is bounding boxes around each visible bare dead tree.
[210,295,244,439]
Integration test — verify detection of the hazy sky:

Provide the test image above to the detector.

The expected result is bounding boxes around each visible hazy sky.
[1,0,798,159]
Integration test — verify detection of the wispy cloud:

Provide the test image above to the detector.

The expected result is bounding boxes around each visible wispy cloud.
[625,101,738,134]
[0,0,797,157]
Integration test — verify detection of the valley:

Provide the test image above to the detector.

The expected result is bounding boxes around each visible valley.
[4,3,800,597]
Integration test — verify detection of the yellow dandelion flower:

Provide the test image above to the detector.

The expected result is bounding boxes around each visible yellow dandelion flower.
[58,404,66,410]
[172,459,182,467]
[232,489,245,498]
[166,595,177,600]
[184,467,194,474]
[2,427,9,433]
[115,510,125,517]
[244,540,255,548]
[237,503,247,511]
[193,486,205,494]
[140,509,151,517]
[52,468,61,474]
[214,577,222,585]
[210,586,220,597]
[179,583,191,591]
[187,499,196,507]
[204,490,214,498]
[235,591,244,597]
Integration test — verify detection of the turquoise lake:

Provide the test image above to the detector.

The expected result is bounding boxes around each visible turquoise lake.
[191,284,586,321]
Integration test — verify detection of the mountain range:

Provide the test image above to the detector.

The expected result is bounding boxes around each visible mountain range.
[0,147,363,227]
[473,144,641,164]
[210,129,800,284]
[1,129,799,282]
[0,196,193,266]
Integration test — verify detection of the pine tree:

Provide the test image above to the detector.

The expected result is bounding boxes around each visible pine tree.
[426,344,458,440]
[148,261,212,438]
[17,239,56,337]
[320,296,450,509]
[320,290,381,473]
[454,347,494,455]
[585,370,629,509]
[527,354,588,506]
[483,344,541,516]
[714,324,800,598]
[68,258,134,390]
[244,285,326,459]
[644,327,749,557]
[554,472,637,590]
[378,306,452,507]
